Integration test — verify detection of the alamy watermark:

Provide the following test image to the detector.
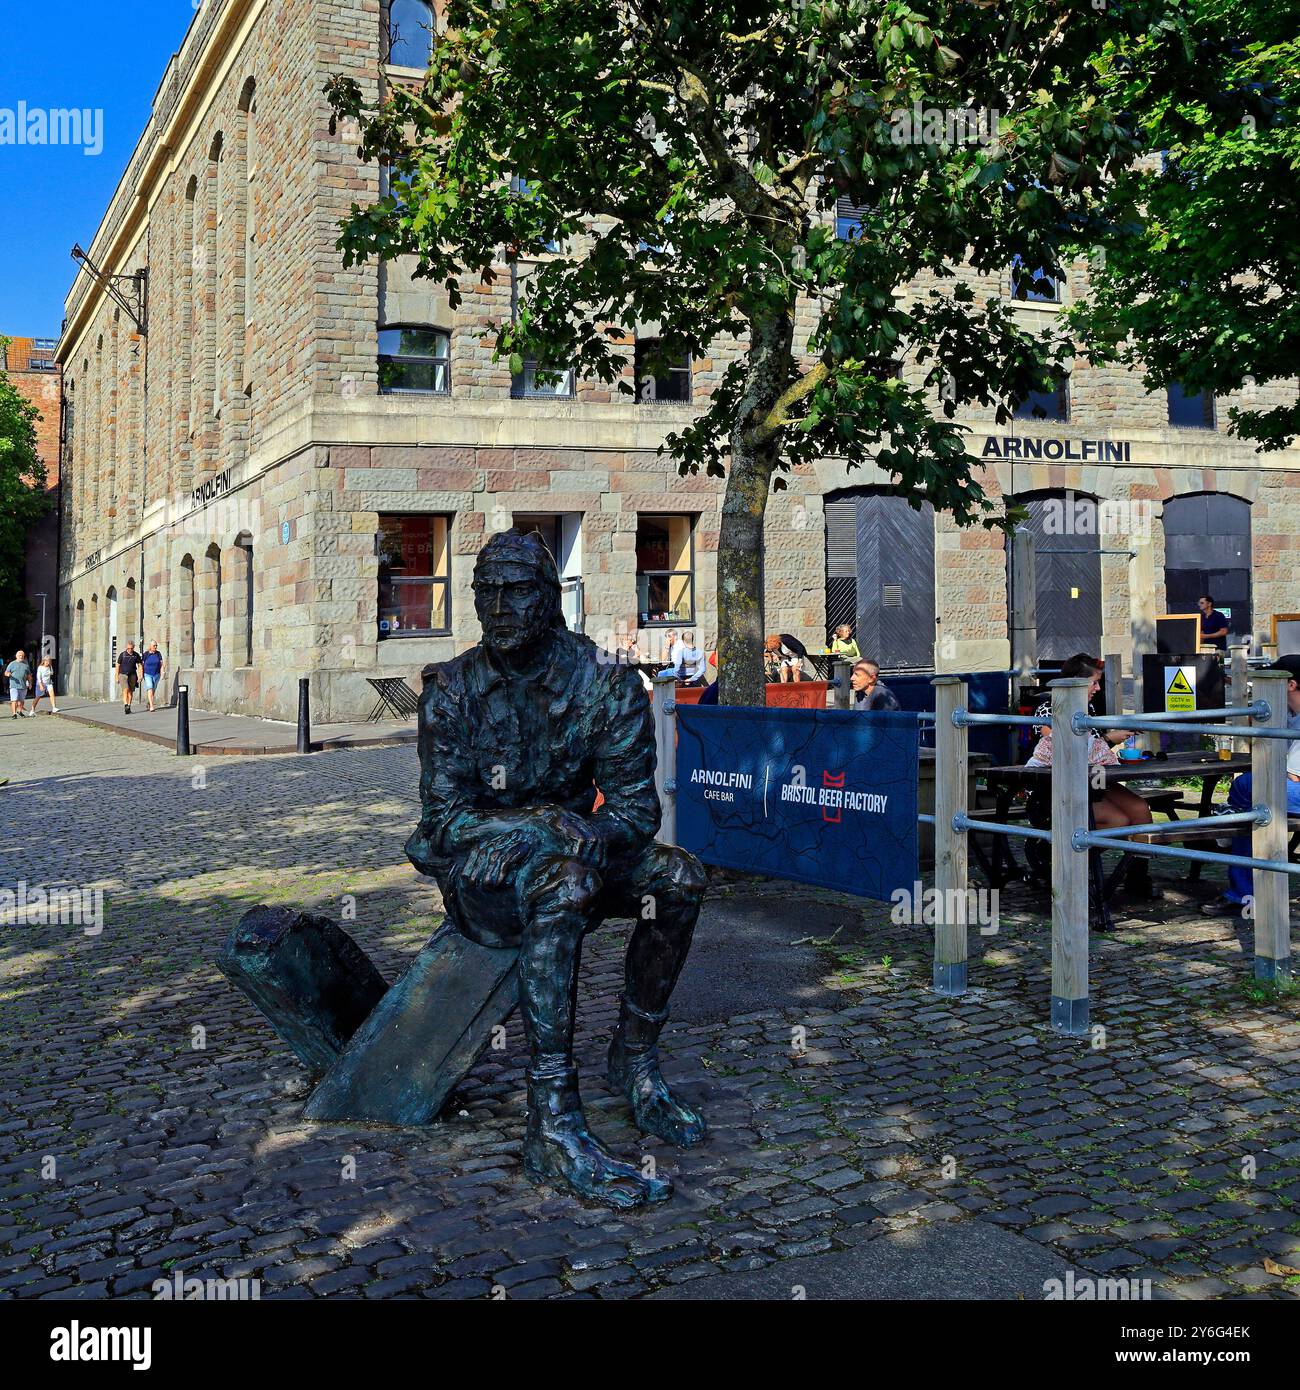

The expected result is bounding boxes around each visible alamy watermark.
[152,1271,261,1300]
[890,880,1001,934]
[1044,1270,1152,1300]
[890,100,999,148]
[1042,495,1154,540]
[0,882,104,936]
[0,104,103,157]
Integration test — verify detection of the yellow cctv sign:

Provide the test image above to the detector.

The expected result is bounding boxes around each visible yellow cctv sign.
[1164,665,1196,713]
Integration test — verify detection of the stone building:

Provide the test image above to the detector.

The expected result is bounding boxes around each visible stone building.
[2,335,61,654]
[55,0,1300,718]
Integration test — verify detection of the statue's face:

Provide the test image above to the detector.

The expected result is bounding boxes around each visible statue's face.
[473,560,554,654]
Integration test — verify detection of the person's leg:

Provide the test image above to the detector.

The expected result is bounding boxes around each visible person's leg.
[1100,785,1161,898]
[511,853,670,1208]
[601,843,708,1146]
[1223,773,1253,905]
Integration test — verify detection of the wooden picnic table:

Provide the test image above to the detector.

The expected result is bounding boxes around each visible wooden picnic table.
[974,752,1253,894]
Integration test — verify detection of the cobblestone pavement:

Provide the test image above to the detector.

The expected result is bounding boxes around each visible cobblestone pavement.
[1,716,1298,1300]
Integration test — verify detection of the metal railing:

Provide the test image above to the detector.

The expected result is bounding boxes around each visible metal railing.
[932,664,1297,1037]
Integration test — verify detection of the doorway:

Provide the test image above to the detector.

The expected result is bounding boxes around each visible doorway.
[825,490,936,670]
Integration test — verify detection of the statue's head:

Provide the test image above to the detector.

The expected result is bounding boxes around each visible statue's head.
[472,528,563,655]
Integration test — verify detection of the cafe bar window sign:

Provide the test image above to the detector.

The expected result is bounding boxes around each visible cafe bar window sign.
[377,514,451,637]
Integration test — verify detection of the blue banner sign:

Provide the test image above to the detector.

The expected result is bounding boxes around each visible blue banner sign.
[675,706,920,902]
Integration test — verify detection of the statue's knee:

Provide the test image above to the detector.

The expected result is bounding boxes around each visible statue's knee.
[659,845,708,901]
[526,856,602,917]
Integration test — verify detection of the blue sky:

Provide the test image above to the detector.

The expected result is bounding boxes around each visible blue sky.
[0,1,196,339]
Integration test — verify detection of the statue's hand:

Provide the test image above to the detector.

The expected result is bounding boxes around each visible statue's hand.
[532,807,607,871]
[461,828,536,889]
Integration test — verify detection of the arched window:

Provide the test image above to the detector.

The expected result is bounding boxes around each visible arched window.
[179,555,196,666]
[209,133,225,414]
[200,543,222,669]
[75,599,85,694]
[238,80,258,345]
[230,534,255,667]
[385,0,434,69]
[824,488,936,671]
[378,325,450,393]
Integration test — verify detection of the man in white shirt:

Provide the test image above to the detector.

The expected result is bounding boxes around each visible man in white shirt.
[667,631,707,686]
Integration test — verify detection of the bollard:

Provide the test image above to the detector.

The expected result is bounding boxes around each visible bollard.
[1251,669,1290,982]
[1050,678,1091,1036]
[831,659,851,710]
[297,677,312,755]
[1230,643,1250,756]
[932,677,969,996]
[176,684,192,756]
[651,674,677,846]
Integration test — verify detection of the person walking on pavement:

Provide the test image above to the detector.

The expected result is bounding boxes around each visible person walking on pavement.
[116,641,144,714]
[5,650,32,719]
[140,641,165,712]
[28,655,59,715]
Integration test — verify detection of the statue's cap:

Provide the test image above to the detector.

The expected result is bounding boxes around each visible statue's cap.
[475,528,559,586]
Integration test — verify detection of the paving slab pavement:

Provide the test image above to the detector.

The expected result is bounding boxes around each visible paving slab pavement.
[44,695,417,756]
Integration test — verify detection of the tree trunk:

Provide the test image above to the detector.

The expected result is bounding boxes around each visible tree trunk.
[716,309,794,706]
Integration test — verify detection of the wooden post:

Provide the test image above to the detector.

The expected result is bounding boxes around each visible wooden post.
[1050,678,1092,1035]
[1103,651,1123,722]
[652,673,678,847]
[831,659,851,710]
[1230,643,1250,755]
[1010,526,1037,681]
[932,677,968,997]
[1250,669,1291,982]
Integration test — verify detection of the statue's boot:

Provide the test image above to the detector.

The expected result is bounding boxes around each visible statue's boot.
[523,1062,672,1209]
[608,996,707,1148]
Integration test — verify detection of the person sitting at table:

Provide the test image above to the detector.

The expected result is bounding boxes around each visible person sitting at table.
[764,633,808,682]
[666,630,707,687]
[1201,654,1300,918]
[830,624,860,662]
[1025,653,1160,900]
[849,658,900,712]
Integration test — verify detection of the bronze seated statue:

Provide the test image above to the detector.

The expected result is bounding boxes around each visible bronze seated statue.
[404,528,707,1208]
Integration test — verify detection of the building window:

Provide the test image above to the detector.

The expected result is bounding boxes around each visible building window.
[635,339,691,403]
[636,514,695,625]
[385,0,433,69]
[1010,256,1062,303]
[378,327,450,394]
[835,195,867,241]
[1167,383,1215,429]
[511,360,574,399]
[377,514,451,636]
[1013,375,1070,422]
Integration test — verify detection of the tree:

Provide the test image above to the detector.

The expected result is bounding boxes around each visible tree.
[0,340,50,652]
[1069,1,1299,450]
[329,0,1188,703]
